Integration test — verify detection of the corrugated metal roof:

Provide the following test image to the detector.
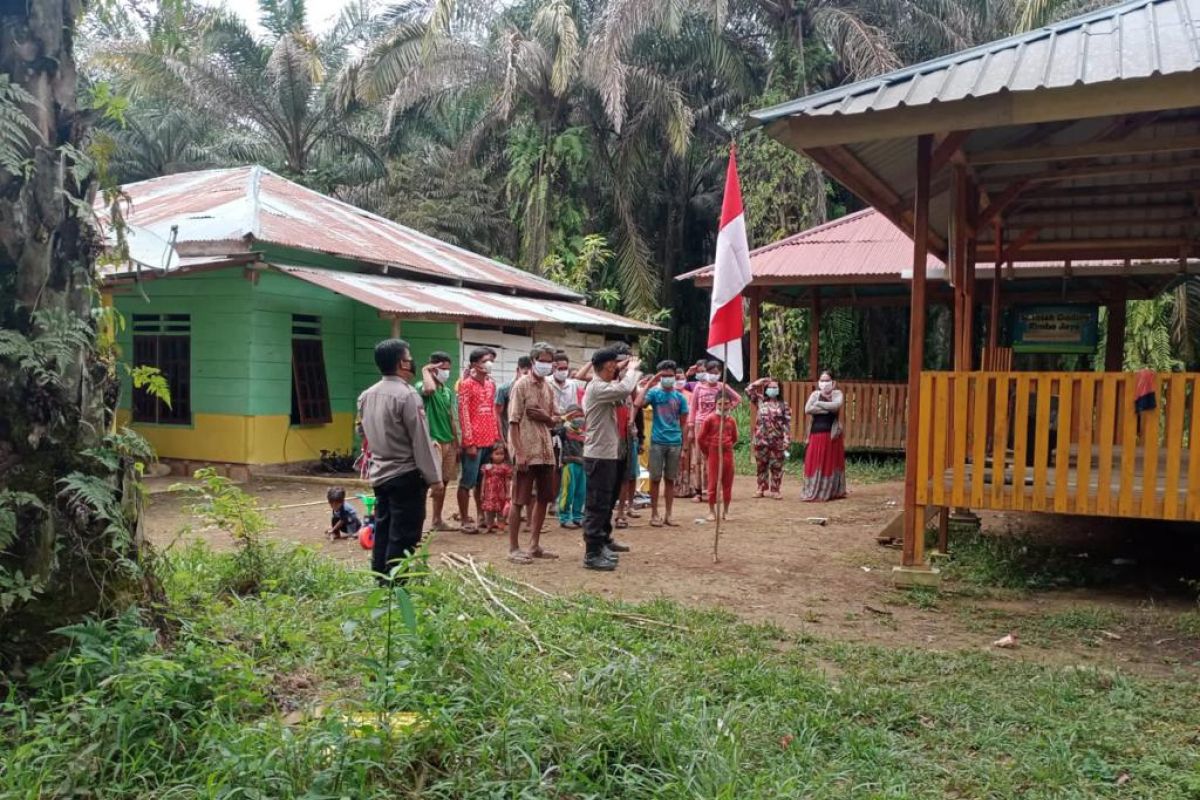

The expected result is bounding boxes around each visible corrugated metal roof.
[678,208,1196,284]
[104,166,581,300]
[751,0,1200,125]
[678,209,941,282]
[274,266,662,332]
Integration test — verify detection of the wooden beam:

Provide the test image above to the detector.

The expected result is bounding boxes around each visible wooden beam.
[963,179,978,373]
[951,164,969,371]
[987,223,1002,363]
[1022,178,1200,201]
[809,294,821,380]
[1005,207,1200,227]
[998,225,1042,263]
[980,155,1200,186]
[977,180,1032,227]
[968,133,1200,166]
[1105,282,1127,371]
[809,145,948,255]
[932,130,973,173]
[903,134,933,568]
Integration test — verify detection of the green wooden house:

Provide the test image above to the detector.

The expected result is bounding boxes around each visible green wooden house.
[101,166,655,469]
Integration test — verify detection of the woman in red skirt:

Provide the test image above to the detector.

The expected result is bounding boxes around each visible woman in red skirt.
[801,371,846,502]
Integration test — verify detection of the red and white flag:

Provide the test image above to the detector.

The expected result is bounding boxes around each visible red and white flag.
[707,145,752,380]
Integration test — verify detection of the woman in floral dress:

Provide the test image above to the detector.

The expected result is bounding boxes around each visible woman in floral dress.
[747,377,792,499]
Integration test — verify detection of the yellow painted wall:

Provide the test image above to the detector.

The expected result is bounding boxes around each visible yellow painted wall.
[116,410,355,465]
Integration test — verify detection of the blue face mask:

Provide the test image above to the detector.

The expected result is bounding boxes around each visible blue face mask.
[661,377,676,390]
[766,387,779,398]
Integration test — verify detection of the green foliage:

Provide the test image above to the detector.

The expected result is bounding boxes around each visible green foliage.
[4,545,1200,797]
[0,74,42,175]
[129,365,171,408]
[0,309,93,390]
[171,469,274,595]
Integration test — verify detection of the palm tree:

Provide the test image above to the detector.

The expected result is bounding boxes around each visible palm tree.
[344,0,735,315]
[95,0,385,190]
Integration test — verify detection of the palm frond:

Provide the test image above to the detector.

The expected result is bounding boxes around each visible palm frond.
[267,32,319,123]
[259,0,308,39]
[532,0,581,97]
[354,19,428,103]
[811,6,901,80]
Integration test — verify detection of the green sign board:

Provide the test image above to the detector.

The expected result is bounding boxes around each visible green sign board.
[1011,305,1099,354]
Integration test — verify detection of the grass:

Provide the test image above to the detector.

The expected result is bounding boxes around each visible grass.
[938,526,1126,592]
[3,543,1200,798]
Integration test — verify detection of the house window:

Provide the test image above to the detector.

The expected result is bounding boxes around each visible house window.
[131,314,192,425]
[291,315,331,425]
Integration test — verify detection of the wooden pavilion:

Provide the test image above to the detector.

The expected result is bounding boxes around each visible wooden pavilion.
[680,206,1194,452]
[747,0,1200,578]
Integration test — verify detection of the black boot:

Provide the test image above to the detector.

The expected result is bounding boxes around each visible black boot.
[584,545,617,571]
[602,546,621,562]
[605,538,630,553]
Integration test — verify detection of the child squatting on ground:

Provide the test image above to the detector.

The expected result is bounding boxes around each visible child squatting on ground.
[325,486,362,541]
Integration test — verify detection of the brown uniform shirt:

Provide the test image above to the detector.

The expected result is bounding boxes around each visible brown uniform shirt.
[357,376,441,487]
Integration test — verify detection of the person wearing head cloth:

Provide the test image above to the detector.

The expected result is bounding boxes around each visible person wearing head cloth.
[801,371,847,502]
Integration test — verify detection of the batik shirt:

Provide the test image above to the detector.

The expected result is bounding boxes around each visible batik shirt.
[748,386,792,451]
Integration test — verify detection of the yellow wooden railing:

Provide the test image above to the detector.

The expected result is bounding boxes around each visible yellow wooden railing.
[914,371,1200,521]
[781,381,908,451]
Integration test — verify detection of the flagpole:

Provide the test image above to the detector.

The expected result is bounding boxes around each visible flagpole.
[713,343,728,563]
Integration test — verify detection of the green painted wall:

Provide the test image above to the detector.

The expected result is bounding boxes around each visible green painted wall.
[113,268,255,417]
[255,243,366,273]
[114,266,459,419]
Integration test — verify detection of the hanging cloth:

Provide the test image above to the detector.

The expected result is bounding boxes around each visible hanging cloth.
[1134,368,1157,413]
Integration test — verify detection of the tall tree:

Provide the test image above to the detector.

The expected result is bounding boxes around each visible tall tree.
[97,0,386,191]
[1,0,146,658]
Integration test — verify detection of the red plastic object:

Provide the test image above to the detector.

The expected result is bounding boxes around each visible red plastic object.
[358,524,374,550]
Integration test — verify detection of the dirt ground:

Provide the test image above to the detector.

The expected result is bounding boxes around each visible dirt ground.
[143,475,1200,678]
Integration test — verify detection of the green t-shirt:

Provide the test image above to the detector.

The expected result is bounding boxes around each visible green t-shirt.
[417,381,456,444]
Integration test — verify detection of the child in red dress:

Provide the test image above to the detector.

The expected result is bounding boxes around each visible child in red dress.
[479,443,513,533]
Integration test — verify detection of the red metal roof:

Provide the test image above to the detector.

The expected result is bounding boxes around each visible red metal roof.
[678,208,1195,285]
[274,266,661,331]
[679,209,942,283]
[105,166,580,299]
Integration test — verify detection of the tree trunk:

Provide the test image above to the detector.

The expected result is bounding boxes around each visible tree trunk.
[1,0,145,663]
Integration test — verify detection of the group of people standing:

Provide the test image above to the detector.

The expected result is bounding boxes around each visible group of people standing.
[355,336,848,580]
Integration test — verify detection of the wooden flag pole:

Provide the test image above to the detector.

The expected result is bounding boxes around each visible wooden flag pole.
[713,343,729,563]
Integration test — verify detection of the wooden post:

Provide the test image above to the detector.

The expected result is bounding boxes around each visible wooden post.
[963,175,978,373]
[1105,281,1127,372]
[951,165,968,371]
[390,317,401,338]
[987,223,1002,367]
[902,134,934,568]
[749,289,762,381]
[809,293,821,380]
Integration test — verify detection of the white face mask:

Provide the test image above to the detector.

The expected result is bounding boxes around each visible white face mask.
[436,368,450,383]
[661,377,676,390]
[533,362,554,377]
[554,368,570,382]
[695,372,708,383]
[479,361,493,375]
[818,380,833,392]
[705,373,719,384]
